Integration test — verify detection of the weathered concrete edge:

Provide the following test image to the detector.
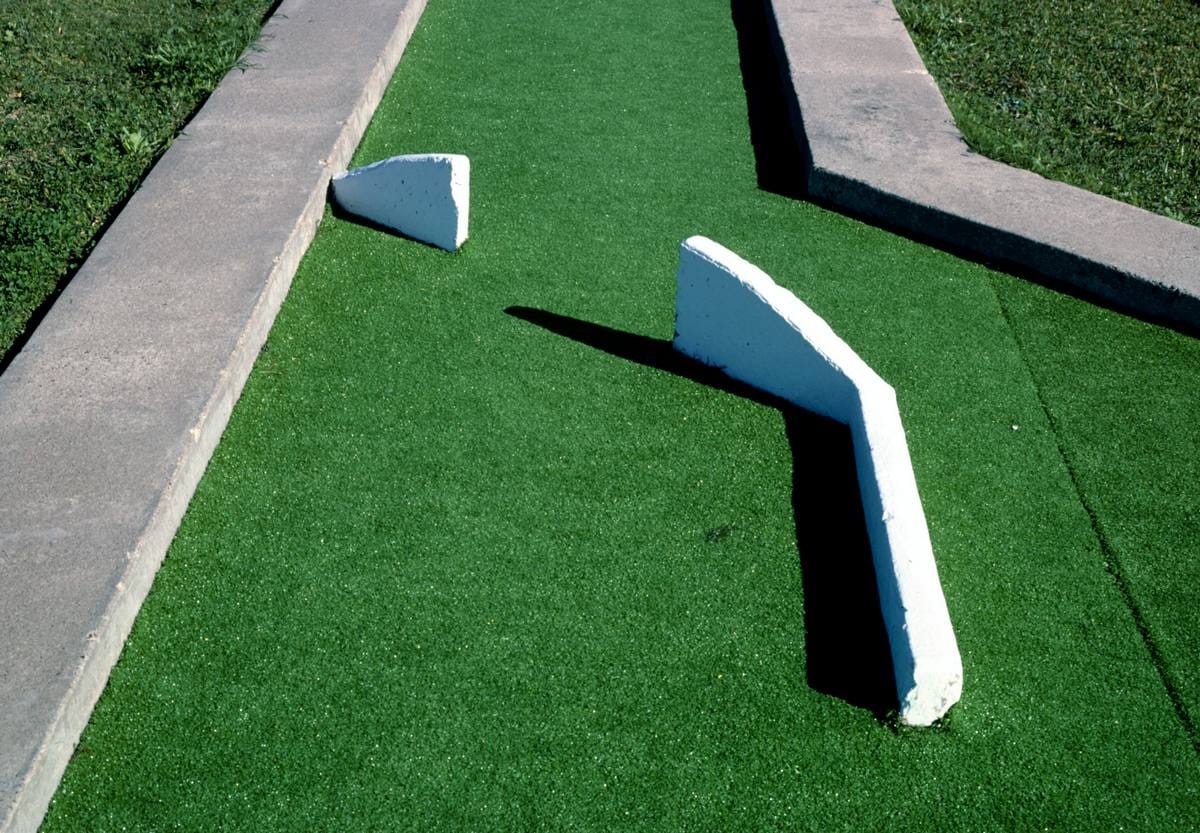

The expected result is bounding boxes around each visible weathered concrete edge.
[809,168,1200,332]
[850,389,962,725]
[673,236,962,726]
[762,0,1200,333]
[0,3,427,831]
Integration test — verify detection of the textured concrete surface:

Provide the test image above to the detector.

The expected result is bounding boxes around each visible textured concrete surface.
[674,236,962,726]
[333,153,470,251]
[0,1,427,830]
[765,0,1200,332]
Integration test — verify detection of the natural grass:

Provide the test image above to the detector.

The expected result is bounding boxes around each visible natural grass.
[0,0,276,359]
[894,0,1200,226]
[39,0,1200,829]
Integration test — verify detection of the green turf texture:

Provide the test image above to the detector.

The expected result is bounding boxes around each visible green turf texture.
[894,0,1200,226]
[40,0,1200,829]
[993,276,1200,738]
[0,0,275,359]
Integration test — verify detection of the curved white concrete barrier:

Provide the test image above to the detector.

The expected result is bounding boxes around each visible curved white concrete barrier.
[673,235,961,725]
[332,153,469,251]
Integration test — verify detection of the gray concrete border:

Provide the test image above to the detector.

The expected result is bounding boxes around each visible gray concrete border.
[0,1,427,830]
[764,0,1200,332]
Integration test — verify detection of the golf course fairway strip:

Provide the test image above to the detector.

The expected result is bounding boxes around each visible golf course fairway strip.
[40,0,1200,829]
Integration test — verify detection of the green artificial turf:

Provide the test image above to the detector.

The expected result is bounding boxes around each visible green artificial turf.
[0,0,275,360]
[40,0,1199,830]
[993,275,1200,737]
[894,0,1200,226]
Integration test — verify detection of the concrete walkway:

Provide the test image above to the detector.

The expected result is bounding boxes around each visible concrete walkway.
[765,0,1200,333]
[0,1,426,830]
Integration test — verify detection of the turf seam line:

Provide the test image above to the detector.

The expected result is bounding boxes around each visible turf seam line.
[989,281,1200,758]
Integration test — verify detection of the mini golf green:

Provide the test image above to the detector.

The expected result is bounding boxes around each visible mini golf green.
[40,0,1200,830]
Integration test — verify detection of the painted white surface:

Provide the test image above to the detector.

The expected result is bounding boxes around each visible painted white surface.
[331,153,469,251]
[673,235,962,725]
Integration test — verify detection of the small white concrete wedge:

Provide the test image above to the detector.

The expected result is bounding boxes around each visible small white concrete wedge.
[673,235,962,726]
[331,153,469,251]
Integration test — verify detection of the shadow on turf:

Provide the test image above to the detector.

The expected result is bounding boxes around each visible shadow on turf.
[326,182,466,253]
[506,305,897,720]
[730,0,808,199]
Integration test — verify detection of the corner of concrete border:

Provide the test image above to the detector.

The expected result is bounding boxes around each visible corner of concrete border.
[762,0,1200,334]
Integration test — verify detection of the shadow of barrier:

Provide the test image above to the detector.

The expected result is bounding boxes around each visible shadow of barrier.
[506,305,897,719]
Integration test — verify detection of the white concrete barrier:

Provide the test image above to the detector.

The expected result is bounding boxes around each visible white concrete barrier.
[331,153,469,251]
[673,236,961,725]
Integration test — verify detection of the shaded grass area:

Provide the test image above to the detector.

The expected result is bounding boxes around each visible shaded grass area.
[41,0,1200,829]
[0,0,276,359]
[894,0,1200,226]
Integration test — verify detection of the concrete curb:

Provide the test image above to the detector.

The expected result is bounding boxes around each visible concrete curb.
[0,1,427,830]
[674,236,962,726]
[764,0,1200,333]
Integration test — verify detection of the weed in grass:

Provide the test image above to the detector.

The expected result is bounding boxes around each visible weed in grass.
[119,128,153,158]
